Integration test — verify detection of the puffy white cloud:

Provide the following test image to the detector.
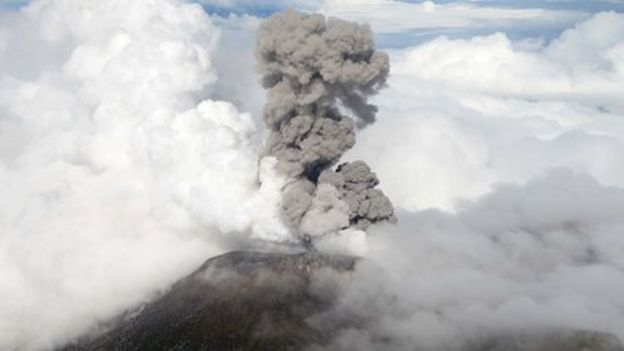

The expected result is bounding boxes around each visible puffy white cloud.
[348,11,624,211]
[0,0,287,349]
[396,12,624,99]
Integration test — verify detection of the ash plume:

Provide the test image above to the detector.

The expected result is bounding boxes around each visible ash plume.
[256,9,395,239]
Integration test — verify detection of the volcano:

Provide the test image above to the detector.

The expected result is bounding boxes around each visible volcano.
[59,250,623,351]
[60,251,359,350]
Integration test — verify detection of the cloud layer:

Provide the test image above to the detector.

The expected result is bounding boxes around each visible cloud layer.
[0,0,287,349]
[349,11,624,211]
[321,170,624,350]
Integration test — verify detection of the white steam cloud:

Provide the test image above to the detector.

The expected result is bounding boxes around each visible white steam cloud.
[0,0,286,349]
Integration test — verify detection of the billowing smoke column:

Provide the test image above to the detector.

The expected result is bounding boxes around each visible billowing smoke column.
[256,10,395,240]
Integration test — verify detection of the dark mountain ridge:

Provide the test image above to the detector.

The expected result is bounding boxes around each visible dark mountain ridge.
[60,250,623,351]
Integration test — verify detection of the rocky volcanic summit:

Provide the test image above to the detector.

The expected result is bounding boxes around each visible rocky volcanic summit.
[60,251,359,351]
[59,250,623,351]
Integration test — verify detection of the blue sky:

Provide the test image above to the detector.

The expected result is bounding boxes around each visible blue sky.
[410,0,624,12]
[194,0,624,48]
[195,0,624,16]
[0,0,28,10]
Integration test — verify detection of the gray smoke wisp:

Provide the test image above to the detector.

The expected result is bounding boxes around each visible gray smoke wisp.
[256,10,395,239]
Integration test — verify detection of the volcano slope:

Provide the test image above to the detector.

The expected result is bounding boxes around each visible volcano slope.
[60,251,360,351]
[59,250,623,351]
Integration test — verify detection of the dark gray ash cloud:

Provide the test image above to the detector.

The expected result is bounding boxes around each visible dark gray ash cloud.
[256,9,395,239]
